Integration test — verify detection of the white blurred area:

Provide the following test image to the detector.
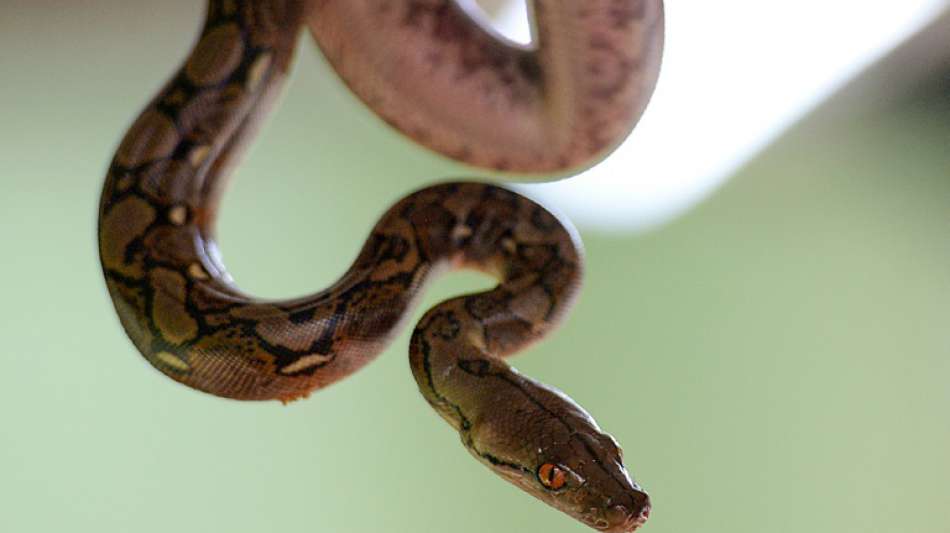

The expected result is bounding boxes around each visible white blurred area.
[473,0,950,232]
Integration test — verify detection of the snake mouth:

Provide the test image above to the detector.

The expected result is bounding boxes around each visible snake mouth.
[625,505,651,531]
[597,503,650,532]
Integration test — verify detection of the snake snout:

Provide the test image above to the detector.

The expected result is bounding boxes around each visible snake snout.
[630,505,651,530]
[603,501,651,532]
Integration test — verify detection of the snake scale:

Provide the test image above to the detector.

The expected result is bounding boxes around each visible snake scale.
[97,1,663,531]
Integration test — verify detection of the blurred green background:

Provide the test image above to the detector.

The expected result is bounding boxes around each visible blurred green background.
[2,2,948,533]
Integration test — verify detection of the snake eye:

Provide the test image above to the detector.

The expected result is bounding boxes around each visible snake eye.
[538,463,567,490]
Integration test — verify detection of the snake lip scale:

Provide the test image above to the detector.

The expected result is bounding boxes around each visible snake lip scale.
[97,1,663,531]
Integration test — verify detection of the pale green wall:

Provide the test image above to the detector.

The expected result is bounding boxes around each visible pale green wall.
[1,3,948,533]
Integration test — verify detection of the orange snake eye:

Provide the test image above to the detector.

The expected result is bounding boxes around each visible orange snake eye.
[538,463,567,490]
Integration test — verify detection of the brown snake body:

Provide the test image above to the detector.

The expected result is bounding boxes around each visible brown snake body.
[97,1,663,531]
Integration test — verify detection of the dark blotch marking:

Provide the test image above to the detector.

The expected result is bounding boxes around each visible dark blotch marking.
[458,358,491,376]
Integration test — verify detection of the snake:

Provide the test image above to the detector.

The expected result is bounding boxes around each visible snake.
[96,1,664,531]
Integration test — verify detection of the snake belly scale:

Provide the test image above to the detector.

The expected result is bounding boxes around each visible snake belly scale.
[97,1,663,531]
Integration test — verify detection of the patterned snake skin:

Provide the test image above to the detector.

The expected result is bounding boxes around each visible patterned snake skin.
[97,1,664,531]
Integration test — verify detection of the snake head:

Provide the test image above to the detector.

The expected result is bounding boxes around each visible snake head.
[531,432,651,532]
[463,368,651,532]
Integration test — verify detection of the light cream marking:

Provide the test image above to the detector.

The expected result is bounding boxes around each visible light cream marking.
[280,353,333,374]
[155,351,190,372]
[188,145,211,167]
[187,263,209,281]
[246,53,272,92]
[502,238,518,254]
[167,205,187,226]
[451,225,472,241]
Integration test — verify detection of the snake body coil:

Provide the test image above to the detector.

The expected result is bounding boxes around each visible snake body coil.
[97,1,663,531]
